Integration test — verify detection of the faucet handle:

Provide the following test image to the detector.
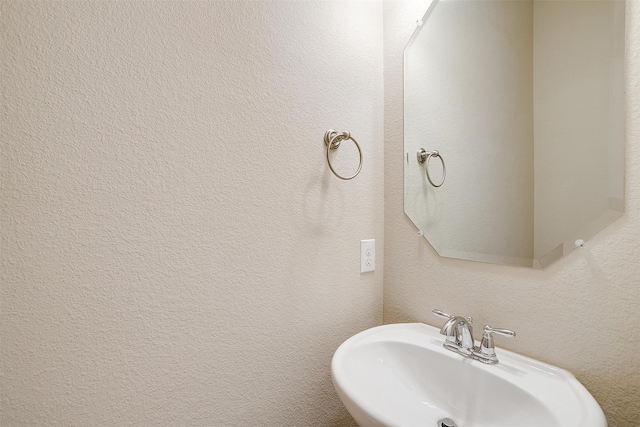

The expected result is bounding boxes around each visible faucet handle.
[476,325,516,364]
[483,325,515,338]
[432,309,453,319]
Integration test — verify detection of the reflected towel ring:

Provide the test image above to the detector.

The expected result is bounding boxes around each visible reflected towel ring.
[417,148,446,187]
[324,129,363,180]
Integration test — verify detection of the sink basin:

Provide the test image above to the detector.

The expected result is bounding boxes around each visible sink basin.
[331,323,606,427]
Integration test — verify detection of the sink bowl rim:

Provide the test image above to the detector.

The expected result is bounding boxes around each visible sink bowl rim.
[331,322,606,427]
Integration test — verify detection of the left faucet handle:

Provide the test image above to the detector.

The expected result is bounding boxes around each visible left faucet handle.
[432,309,453,319]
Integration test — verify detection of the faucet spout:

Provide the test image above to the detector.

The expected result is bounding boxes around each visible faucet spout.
[439,316,474,354]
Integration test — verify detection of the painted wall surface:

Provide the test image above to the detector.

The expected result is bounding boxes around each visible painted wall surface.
[1,1,382,425]
[384,1,639,426]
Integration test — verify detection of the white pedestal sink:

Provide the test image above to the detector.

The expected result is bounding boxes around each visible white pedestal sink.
[331,323,606,427]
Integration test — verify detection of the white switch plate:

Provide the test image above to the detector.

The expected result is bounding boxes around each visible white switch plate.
[360,239,375,273]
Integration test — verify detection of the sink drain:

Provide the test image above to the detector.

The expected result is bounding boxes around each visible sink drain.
[437,417,458,427]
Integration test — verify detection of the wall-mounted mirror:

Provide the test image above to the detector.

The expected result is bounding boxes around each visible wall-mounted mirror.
[404,0,625,269]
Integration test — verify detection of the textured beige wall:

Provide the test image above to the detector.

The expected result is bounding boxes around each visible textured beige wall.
[384,1,640,426]
[1,1,382,425]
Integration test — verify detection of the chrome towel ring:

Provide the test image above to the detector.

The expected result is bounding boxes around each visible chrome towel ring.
[324,129,363,180]
[417,148,446,187]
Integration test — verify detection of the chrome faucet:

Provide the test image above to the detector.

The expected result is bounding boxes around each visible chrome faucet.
[432,309,515,364]
[433,310,475,356]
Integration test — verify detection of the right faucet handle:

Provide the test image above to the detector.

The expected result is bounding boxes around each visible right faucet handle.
[477,325,516,364]
[484,325,516,338]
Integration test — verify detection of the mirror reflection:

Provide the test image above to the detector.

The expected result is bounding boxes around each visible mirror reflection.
[404,0,625,269]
